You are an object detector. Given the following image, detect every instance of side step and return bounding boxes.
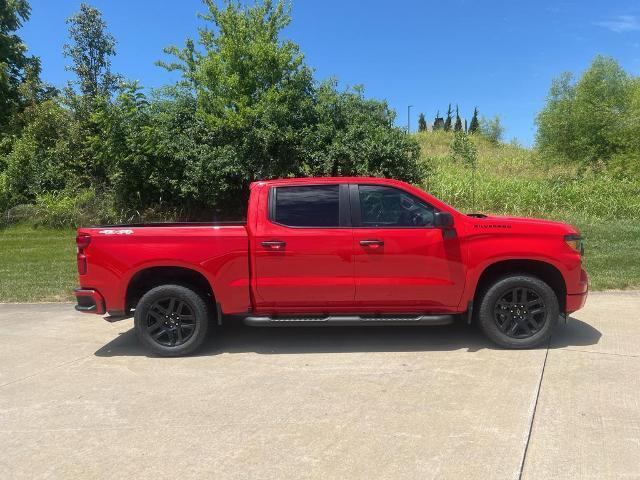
[242,314,454,327]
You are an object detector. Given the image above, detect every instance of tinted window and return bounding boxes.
[274,185,340,227]
[358,185,434,227]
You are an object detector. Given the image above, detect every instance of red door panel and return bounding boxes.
[252,184,354,311]
[253,226,354,308]
[353,228,465,309]
[351,184,466,310]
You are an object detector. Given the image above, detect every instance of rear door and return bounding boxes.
[253,184,354,310]
[351,184,465,309]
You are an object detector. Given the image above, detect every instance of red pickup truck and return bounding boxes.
[75,177,588,356]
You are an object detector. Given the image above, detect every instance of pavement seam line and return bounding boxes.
[517,339,550,480]
[0,354,92,389]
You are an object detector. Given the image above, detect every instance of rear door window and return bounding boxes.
[273,185,340,227]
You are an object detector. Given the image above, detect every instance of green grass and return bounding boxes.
[577,219,640,290]
[0,225,76,302]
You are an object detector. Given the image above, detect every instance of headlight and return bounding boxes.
[564,234,584,255]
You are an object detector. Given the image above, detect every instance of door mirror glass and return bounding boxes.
[434,211,454,228]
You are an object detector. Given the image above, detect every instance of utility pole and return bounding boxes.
[407,105,413,133]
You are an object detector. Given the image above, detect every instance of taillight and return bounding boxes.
[76,233,91,249]
[76,233,91,275]
[77,253,87,275]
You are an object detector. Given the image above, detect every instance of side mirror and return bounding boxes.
[434,211,454,228]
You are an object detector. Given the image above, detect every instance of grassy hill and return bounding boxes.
[414,131,640,290]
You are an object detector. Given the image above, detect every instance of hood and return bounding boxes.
[467,214,579,235]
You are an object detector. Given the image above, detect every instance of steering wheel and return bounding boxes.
[410,212,426,226]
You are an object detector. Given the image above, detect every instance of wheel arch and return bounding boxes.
[125,266,215,313]
[473,259,567,313]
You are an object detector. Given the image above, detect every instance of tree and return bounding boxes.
[468,107,479,133]
[432,110,444,131]
[63,3,119,98]
[443,103,453,131]
[479,115,504,144]
[0,0,41,131]
[157,0,423,214]
[418,112,427,132]
[536,56,630,166]
[454,104,462,132]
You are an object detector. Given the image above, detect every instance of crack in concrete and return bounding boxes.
[556,348,640,359]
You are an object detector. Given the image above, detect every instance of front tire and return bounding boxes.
[134,284,210,356]
[478,274,559,349]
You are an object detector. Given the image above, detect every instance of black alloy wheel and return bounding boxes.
[134,284,211,356]
[493,287,547,339]
[146,297,197,347]
[477,274,559,349]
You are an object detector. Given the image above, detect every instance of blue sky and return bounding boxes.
[20,0,640,145]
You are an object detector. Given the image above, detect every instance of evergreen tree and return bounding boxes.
[469,107,479,133]
[433,110,444,131]
[418,112,427,132]
[443,103,453,131]
[454,104,462,131]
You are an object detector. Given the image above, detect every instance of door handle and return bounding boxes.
[360,239,384,248]
[261,240,286,250]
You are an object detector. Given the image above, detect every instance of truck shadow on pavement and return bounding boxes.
[94,316,601,358]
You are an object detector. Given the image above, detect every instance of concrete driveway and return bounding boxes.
[1,291,639,479]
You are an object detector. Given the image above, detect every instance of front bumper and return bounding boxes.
[74,288,106,315]
[565,267,588,314]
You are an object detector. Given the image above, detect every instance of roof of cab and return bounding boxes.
[250,177,410,188]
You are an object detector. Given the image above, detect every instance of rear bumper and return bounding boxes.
[566,291,587,313]
[74,288,106,315]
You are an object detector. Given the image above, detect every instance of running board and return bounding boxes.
[242,314,454,327]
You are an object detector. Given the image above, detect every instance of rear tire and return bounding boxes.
[478,274,559,349]
[134,284,210,356]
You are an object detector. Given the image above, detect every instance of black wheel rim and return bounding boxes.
[493,287,547,339]
[146,297,197,347]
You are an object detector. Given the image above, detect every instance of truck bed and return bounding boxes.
[77,223,250,315]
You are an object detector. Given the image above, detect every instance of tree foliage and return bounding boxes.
[443,103,452,131]
[468,107,479,133]
[454,105,462,132]
[536,56,634,170]
[63,3,119,98]
[1,0,423,223]
[0,0,41,132]
[479,115,503,144]
[417,112,427,132]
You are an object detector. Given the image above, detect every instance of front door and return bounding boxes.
[253,184,354,311]
[351,184,465,310]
